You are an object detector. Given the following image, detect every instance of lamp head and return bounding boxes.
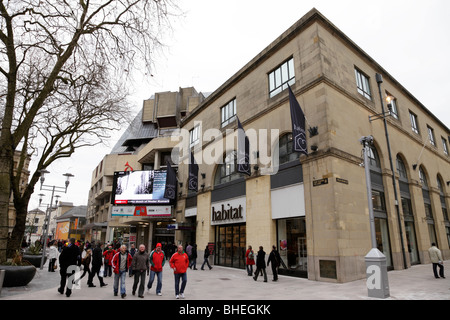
[63,173,74,192]
[39,169,50,188]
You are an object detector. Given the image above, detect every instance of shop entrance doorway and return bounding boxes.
[215,224,246,269]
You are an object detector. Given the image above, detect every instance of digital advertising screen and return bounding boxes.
[111,170,170,205]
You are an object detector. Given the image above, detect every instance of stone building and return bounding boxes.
[172,8,449,283]
[91,8,449,283]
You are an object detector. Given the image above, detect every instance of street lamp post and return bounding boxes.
[374,73,408,270]
[38,170,74,270]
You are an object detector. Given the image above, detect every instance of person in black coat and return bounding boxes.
[253,246,267,282]
[58,238,81,297]
[267,245,281,281]
[88,242,108,288]
[201,245,213,270]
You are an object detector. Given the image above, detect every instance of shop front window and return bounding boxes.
[404,221,420,265]
[375,218,393,268]
[277,217,307,278]
[215,224,246,269]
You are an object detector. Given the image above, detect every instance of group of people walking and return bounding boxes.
[55,238,194,299]
[245,245,281,282]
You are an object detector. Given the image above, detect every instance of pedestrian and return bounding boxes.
[148,243,166,296]
[79,248,92,283]
[131,244,149,298]
[245,245,255,276]
[189,243,198,270]
[88,242,108,288]
[103,245,115,277]
[267,245,281,281]
[186,242,193,265]
[253,246,267,282]
[112,244,133,298]
[170,244,189,299]
[201,245,213,270]
[47,241,59,272]
[58,238,81,297]
[428,243,445,279]
[129,243,136,277]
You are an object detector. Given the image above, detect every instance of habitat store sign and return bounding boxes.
[112,205,171,217]
[211,196,246,226]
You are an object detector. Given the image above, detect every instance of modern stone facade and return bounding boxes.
[90,8,449,283]
[171,8,449,283]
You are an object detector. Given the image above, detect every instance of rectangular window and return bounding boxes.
[372,190,386,211]
[268,57,295,98]
[427,126,436,146]
[355,68,372,100]
[442,137,449,155]
[442,207,449,222]
[401,198,413,216]
[189,125,200,148]
[425,203,433,219]
[220,99,236,127]
[409,111,419,134]
[386,93,399,119]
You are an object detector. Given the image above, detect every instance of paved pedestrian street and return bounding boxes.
[1,261,449,301]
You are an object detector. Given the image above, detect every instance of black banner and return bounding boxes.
[288,85,308,155]
[237,117,251,176]
[188,151,199,191]
[164,161,177,200]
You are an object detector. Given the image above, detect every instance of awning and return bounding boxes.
[82,222,108,230]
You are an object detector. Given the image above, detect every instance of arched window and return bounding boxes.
[396,156,408,181]
[396,155,420,264]
[437,175,449,222]
[419,167,428,189]
[368,147,381,169]
[367,145,392,267]
[214,151,243,186]
[420,166,437,245]
[439,175,450,247]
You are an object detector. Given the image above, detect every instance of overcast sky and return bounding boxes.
[30,0,450,209]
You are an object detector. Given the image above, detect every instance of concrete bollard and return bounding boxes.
[365,248,390,299]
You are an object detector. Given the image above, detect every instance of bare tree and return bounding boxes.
[0,0,181,262]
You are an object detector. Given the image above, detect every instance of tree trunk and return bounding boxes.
[0,143,13,263]
[7,196,29,258]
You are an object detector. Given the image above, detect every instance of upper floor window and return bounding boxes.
[214,151,242,185]
[189,124,200,148]
[442,137,449,155]
[386,93,399,119]
[355,68,372,100]
[409,111,420,134]
[278,133,300,165]
[269,58,295,98]
[221,99,236,127]
[427,126,436,146]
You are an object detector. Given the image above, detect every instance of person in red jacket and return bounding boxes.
[111,245,132,298]
[102,246,116,277]
[169,244,189,299]
[245,245,255,276]
[147,243,166,296]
